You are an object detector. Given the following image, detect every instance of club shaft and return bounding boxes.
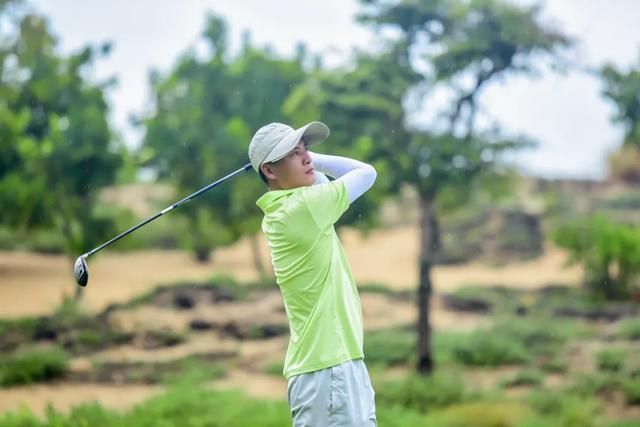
[84,163,253,258]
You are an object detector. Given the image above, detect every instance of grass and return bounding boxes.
[616,317,640,340]
[263,361,284,377]
[540,355,568,373]
[375,371,467,413]
[596,348,626,372]
[0,385,292,427]
[364,328,415,367]
[0,347,69,387]
[0,381,620,427]
[1,278,639,426]
[501,368,545,387]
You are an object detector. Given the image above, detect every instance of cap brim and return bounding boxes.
[263,121,330,164]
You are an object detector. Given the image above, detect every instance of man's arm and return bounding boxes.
[313,170,330,185]
[310,152,377,203]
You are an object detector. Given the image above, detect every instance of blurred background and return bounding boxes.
[1,0,640,426]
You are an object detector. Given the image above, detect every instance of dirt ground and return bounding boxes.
[0,225,580,318]
[0,225,583,417]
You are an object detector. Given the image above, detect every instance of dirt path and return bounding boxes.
[0,226,580,319]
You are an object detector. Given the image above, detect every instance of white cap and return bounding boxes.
[248,121,330,172]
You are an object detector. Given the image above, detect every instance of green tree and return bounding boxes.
[284,45,420,232]
[553,215,640,300]
[601,54,640,147]
[0,4,125,296]
[601,54,640,183]
[357,0,571,374]
[142,14,305,267]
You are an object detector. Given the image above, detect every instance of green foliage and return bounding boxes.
[263,361,284,377]
[0,347,69,386]
[0,6,127,263]
[452,330,530,366]
[142,14,306,263]
[540,356,568,374]
[445,317,588,367]
[525,391,602,427]
[553,215,640,299]
[376,372,466,412]
[620,377,640,405]
[161,357,227,386]
[284,48,416,231]
[568,373,621,397]
[357,282,399,296]
[0,386,290,426]
[424,401,533,427]
[352,0,571,374]
[601,54,640,148]
[596,348,626,372]
[501,368,544,388]
[616,317,640,340]
[364,328,415,367]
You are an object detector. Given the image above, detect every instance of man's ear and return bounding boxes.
[261,163,277,180]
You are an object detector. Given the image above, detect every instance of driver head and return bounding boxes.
[74,256,88,287]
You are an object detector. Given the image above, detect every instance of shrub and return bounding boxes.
[526,391,601,427]
[452,332,530,366]
[376,372,466,413]
[596,348,625,372]
[553,215,640,300]
[0,347,69,386]
[617,317,640,340]
[426,401,532,427]
[620,377,640,405]
[502,368,544,387]
[364,328,415,367]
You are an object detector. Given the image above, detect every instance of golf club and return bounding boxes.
[73,163,253,287]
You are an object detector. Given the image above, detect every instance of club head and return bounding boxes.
[74,256,89,287]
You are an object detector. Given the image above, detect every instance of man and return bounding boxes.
[248,121,378,426]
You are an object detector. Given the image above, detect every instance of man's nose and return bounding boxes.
[302,151,312,164]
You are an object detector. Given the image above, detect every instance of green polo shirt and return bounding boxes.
[256,180,364,378]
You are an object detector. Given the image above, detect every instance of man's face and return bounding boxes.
[261,141,315,190]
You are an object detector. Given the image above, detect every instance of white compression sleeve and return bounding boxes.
[313,170,330,185]
[310,152,377,204]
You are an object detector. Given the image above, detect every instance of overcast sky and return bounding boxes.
[29,0,640,179]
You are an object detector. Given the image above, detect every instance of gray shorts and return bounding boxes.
[287,359,377,427]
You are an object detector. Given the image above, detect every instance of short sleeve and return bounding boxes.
[301,180,349,229]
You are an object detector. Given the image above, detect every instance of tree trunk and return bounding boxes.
[195,246,212,263]
[249,233,268,279]
[417,192,438,375]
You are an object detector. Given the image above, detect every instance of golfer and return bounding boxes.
[249,121,378,426]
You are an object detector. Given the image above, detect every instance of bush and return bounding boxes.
[425,401,532,427]
[364,328,415,367]
[376,372,466,413]
[263,361,284,377]
[27,228,67,254]
[526,391,601,427]
[452,331,530,367]
[617,317,640,340]
[502,368,544,388]
[553,215,640,300]
[596,348,625,372]
[540,356,568,373]
[0,386,290,426]
[569,373,620,397]
[620,377,640,405]
[358,282,398,296]
[0,347,69,386]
